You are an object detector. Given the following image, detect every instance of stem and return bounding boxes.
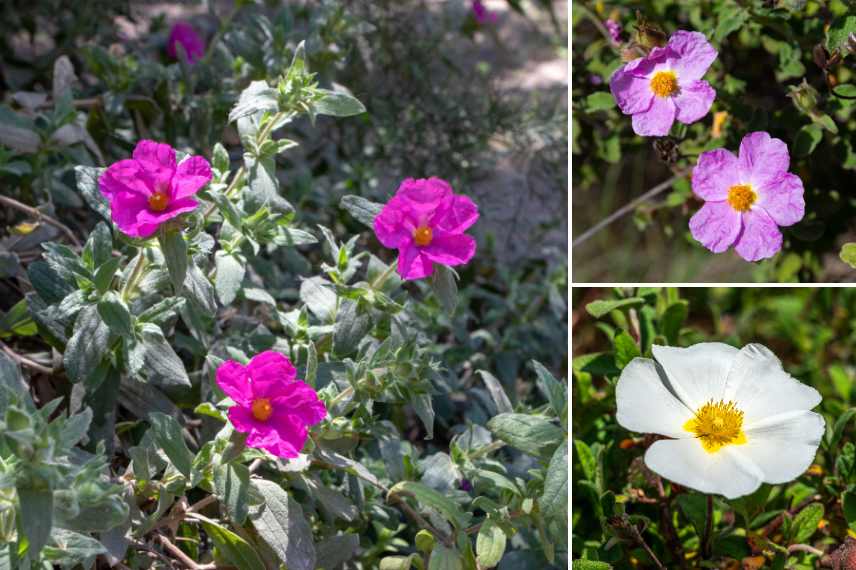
[158,535,216,570]
[121,252,148,302]
[0,194,81,247]
[576,2,621,54]
[371,259,398,290]
[627,523,666,570]
[0,341,53,374]
[702,495,713,559]
[328,385,355,412]
[788,544,825,557]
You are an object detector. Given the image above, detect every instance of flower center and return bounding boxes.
[413,225,433,247]
[683,399,747,453]
[251,398,274,422]
[148,192,170,212]
[650,71,679,98]
[727,184,756,212]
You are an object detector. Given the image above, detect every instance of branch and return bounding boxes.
[158,535,216,570]
[0,194,81,247]
[0,341,53,375]
[788,543,825,557]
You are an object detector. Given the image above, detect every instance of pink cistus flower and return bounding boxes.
[610,30,717,136]
[472,0,497,24]
[166,22,205,64]
[216,351,327,459]
[605,19,622,44]
[689,131,805,262]
[374,178,479,280]
[99,140,212,238]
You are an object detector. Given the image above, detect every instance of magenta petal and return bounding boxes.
[667,31,717,81]
[133,140,176,171]
[738,132,790,189]
[167,22,206,64]
[689,201,741,253]
[216,361,251,406]
[610,67,655,115]
[247,351,297,398]
[422,233,477,266]
[228,405,262,434]
[674,80,715,124]
[433,194,479,233]
[734,209,782,261]
[756,173,805,227]
[135,198,198,225]
[398,244,434,280]
[266,414,309,458]
[272,381,327,426]
[100,159,154,198]
[109,191,152,238]
[631,96,676,136]
[173,155,213,199]
[397,178,452,214]
[692,148,740,201]
[374,198,415,248]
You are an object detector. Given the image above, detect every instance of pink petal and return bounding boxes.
[674,80,715,124]
[172,155,212,199]
[756,172,805,227]
[610,67,655,115]
[734,209,783,262]
[631,96,676,136]
[266,414,309,458]
[738,132,790,189]
[228,405,264,435]
[247,351,297,399]
[398,243,434,280]
[432,194,479,233]
[100,159,154,198]
[108,191,152,238]
[167,22,206,64]
[396,178,452,215]
[667,31,717,81]
[374,197,416,248]
[692,148,740,201]
[421,233,477,266]
[135,197,198,225]
[133,140,176,171]
[216,361,251,406]
[689,201,741,253]
[271,381,327,426]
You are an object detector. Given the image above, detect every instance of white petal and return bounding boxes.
[644,439,763,499]
[651,343,739,409]
[616,357,694,438]
[742,410,825,483]
[723,344,821,423]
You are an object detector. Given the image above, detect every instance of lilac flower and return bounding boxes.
[166,22,205,64]
[472,0,498,24]
[605,19,622,44]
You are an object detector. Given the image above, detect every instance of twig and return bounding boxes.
[572,170,690,248]
[655,477,686,568]
[158,535,216,570]
[788,543,825,557]
[760,494,821,538]
[387,492,454,548]
[702,495,713,559]
[0,194,81,247]
[0,341,53,374]
[576,2,621,53]
[627,521,667,570]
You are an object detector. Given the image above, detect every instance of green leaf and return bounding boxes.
[340,195,383,228]
[661,300,688,345]
[202,521,266,570]
[380,556,415,570]
[64,304,111,384]
[532,361,566,418]
[212,142,230,172]
[428,545,463,570]
[487,413,564,459]
[138,323,190,387]
[250,479,316,570]
[148,412,194,478]
[827,15,856,52]
[333,300,371,356]
[828,407,856,449]
[573,439,596,481]
[677,493,708,538]
[88,222,114,267]
[159,227,188,294]
[541,441,568,519]
[841,243,856,268]
[97,291,132,337]
[572,561,612,570]
[843,489,856,528]
[314,88,366,117]
[476,520,506,568]
[431,264,458,314]
[411,393,435,440]
[299,277,337,322]
[790,502,823,543]
[215,250,246,306]
[229,80,279,123]
[585,92,615,112]
[388,481,471,529]
[585,297,645,318]
[714,6,750,42]
[92,256,122,294]
[215,463,250,524]
[17,487,53,557]
[478,370,513,414]
[137,297,186,326]
[613,330,640,369]
[793,124,823,157]
[74,165,110,220]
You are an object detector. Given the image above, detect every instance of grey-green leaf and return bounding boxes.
[64,304,111,384]
[250,479,316,570]
[314,88,366,117]
[214,463,250,524]
[97,291,132,337]
[215,250,245,305]
[487,413,564,459]
[540,441,568,519]
[339,195,383,228]
[159,228,188,294]
[476,520,506,568]
[148,411,194,478]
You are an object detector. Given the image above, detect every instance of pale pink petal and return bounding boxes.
[610,68,654,115]
[756,173,804,227]
[432,194,479,233]
[421,233,477,266]
[734,209,783,262]
[673,80,715,124]
[172,155,212,199]
[216,361,251,406]
[666,31,717,81]
[738,132,790,189]
[692,148,740,201]
[398,244,434,280]
[689,201,741,253]
[247,351,297,399]
[631,96,676,137]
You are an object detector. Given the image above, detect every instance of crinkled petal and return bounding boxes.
[689,201,742,254]
[100,159,154,198]
[267,413,309,458]
[742,410,824,483]
[432,194,479,233]
[421,233,476,267]
[738,132,790,189]
[216,360,251,406]
[396,177,452,215]
[108,191,152,238]
[610,67,655,115]
[228,405,263,435]
[172,155,212,199]
[398,242,434,280]
[631,96,676,137]
[374,197,415,248]
[271,381,327,426]
[135,198,198,225]
[644,438,763,499]
[723,344,821,425]
[692,148,740,201]
[756,172,804,227]
[733,209,782,262]
[652,343,740,410]
[132,140,176,189]
[247,351,297,399]
[666,31,717,81]
[674,80,715,124]
[615,357,694,438]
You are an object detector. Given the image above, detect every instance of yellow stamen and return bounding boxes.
[727,184,757,212]
[251,398,273,422]
[684,399,747,453]
[413,225,433,247]
[650,71,679,98]
[148,192,170,212]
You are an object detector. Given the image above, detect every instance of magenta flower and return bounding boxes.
[166,22,205,64]
[605,19,622,44]
[472,0,498,24]
[374,178,479,280]
[610,31,717,136]
[99,140,212,238]
[689,132,805,262]
[216,351,327,459]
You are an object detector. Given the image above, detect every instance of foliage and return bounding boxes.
[572,287,856,568]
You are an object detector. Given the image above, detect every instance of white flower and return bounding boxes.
[616,342,825,499]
